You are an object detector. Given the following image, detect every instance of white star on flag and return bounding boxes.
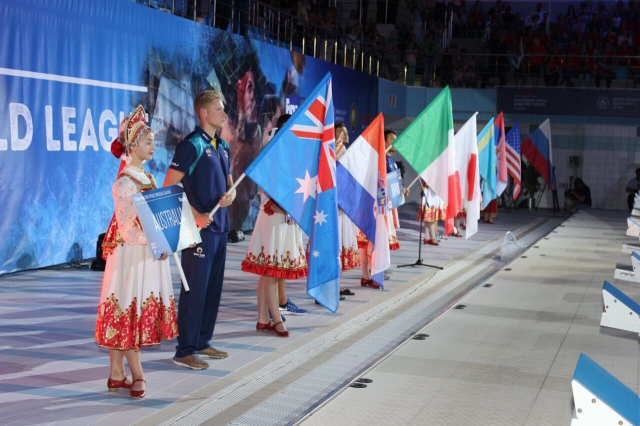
[314,210,327,225]
[295,170,317,203]
[313,250,320,258]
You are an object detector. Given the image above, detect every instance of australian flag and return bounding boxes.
[244,73,341,312]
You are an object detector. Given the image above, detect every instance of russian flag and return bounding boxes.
[521,119,554,186]
[336,113,390,288]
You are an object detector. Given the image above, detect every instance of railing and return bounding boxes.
[129,1,640,89]
[437,53,640,89]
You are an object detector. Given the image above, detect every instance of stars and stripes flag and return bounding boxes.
[244,73,341,312]
[505,123,522,199]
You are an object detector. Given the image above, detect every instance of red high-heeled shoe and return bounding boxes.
[273,321,289,338]
[256,321,274,332]
[360,278,381,289]
[130,379,146,399]
[107,377,131,392]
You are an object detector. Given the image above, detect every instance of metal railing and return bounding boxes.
[435,53,640,89]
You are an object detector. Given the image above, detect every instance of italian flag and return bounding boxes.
[392,87,462,235]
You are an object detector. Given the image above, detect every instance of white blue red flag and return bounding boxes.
[505,123,522,199]
[244,73,341,312]
[521,119,554,187]
[336,113,390,288]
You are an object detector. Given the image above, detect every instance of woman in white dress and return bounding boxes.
[335,123,359,295]
[416,179,447,246]
[241,117,307,337]
[95,106,178,399]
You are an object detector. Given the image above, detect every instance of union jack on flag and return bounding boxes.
[505,123,522,199]
[244,73,341,312]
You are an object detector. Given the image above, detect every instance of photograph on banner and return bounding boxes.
[0,0,377,274]
[387,169,405,209]
[131,185,201,260]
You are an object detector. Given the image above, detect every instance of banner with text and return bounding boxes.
[132,185,201,260]
[0,0,378,274]
[497,87,640,118]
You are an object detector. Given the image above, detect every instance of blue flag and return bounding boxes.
[477,118,496,209]
[244,73,341,312]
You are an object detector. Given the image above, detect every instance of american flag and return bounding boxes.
[505,123,522,199]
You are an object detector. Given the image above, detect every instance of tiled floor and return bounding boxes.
[0,205,564,425]
[302,209,635,426]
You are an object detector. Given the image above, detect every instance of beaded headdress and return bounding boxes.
[110,105,151,159]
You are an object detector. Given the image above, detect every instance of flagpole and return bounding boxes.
[405,175,421,191]
[397,190,444,270]
[172,253,190,291]
[207,173,246,220]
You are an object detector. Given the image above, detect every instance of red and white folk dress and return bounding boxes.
[241,191,308,279]
[95,167,178,351]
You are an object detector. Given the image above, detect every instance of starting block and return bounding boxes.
[614,252,640,283]
[633,209,640,217]
[622,243,640,254]
[600,281,640,334]
[627,217,640,237]
[572,353,639,426]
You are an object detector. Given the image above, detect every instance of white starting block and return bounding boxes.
[633,209,640,217]
[600,281,640,334]
[614,252,640,283]
[627,217,640,237]
[572,353,639,426]
[622,243,640,254]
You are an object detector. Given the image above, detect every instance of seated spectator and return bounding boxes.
[626,168,640,210]
[565,178,592,212]
[463,65,478,87]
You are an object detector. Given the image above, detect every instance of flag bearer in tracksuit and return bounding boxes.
[164,90,236,370]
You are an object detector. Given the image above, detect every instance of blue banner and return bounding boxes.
[0,0,378,274]
[132,185,201,260]
[387,170,404,209]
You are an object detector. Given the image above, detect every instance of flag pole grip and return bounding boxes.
[173,252,190,292]
[208,173,246,220]
[406,175,421,191]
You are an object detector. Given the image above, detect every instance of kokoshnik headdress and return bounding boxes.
[110,105,151,159]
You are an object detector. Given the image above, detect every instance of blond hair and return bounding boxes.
[194,90,223,116]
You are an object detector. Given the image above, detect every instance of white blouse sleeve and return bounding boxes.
[113,177,147,245]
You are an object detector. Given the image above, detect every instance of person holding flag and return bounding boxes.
[164,90,236,370]
[336,113,391,290]
[356,129,407,287]
[417,179,447,245]
[241,115,308,337]
[453,113,480,239]
[243,73,342,313]
[335,122,360,276]
[477,118,497,224]
[391,87,462,238]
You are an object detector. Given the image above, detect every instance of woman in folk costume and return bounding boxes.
[95,105,178,399]
[336,124,360,272]
[357,130,407,288]
[240,115,307,337]
[416,179,447,246]
[482,199,497,224]
[452,211,466,237]
[335,123,358,296]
